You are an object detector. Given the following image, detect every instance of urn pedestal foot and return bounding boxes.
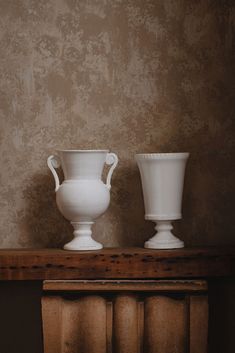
[144,221,184,249]
[63,222,103,251]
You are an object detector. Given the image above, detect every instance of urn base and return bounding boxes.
[144,220,184,249]
[63,221,103,251]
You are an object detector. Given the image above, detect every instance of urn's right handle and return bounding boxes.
[47,155,61,192]
[106,153,118,190]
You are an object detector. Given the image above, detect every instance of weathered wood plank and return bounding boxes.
[41,280,209,353]
[42,296,62,353]
[42,295,107,353]
[106,301,113,353]
[113,295,139,353]
[0,247,234,280]
[43,279,208,292]
[189,295,208,353]
[67,296,107,353]
[144,295,188,353]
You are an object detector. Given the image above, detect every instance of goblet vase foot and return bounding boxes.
[144,220,184,249]
[63,221,103,251]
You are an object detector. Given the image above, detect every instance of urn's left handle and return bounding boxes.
[47,155,61,192]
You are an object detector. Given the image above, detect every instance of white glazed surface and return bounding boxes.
[58,149,109,180]
[47,150,118,250]
[136,152,189,249]
[56,180,110,221]
[136,153,189,220]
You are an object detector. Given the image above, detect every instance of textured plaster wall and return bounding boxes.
[0,0,234,248]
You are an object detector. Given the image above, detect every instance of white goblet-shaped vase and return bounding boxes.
[136,153,189,249]
[47,150,118,251]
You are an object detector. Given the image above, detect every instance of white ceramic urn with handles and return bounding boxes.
[136,152,189,249]
[47,150,118,251]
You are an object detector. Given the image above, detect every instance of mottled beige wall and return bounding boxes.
[0,0,234,248]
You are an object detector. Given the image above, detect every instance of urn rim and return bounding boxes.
[56,149,109,153]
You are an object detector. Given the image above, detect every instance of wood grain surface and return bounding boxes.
[0,247,235,280]
[189,295,208,353]
[113,295,139,353]
[43,279,208,292]
[42,295,107,353]
[144,295,188,353]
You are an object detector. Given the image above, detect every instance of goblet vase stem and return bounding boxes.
[63,221,103,251]
[144,220,184,249]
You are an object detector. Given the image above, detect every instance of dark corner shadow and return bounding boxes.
[208,278,235,353]
[22,170,72,248]
[0,281,43,353]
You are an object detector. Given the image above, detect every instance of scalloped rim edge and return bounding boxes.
[135,152,189,160]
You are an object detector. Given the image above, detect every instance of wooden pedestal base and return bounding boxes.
[42,280,208,353]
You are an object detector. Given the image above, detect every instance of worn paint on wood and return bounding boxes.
[0,247,234,280]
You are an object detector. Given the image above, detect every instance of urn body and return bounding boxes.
[48,150,118,250]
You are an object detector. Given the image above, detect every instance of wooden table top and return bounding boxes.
[0,247,234,280]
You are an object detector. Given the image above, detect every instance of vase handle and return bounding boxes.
[47,155,61,192]
[106,153,118,190]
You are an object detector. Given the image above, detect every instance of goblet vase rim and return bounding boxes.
[135,152,189,160]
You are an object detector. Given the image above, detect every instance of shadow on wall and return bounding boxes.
[20,145,235,249]
[21,159,154,249]
[22,171,72,248]
[19,153,199,249]
[105,162,154,247]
